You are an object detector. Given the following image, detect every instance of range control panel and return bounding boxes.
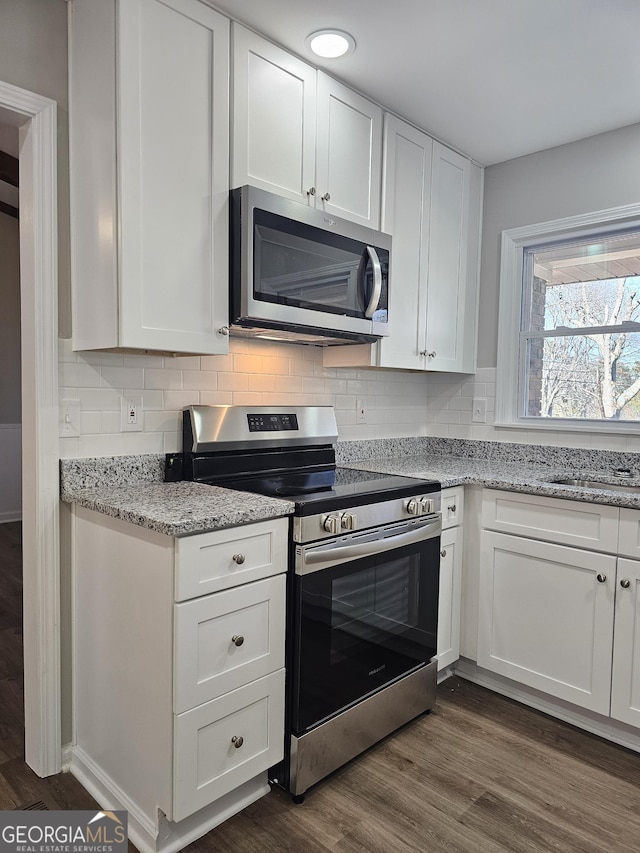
[247,413,299,432]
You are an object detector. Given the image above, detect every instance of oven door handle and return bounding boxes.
[299,518,441,575]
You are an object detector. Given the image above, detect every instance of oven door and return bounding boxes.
[290,516,440,735]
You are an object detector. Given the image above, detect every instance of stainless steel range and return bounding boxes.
[172,405,441,801]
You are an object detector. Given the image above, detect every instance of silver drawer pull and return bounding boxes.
[231,735,244,749]
[232,553,245,565]
[231,635,244,647]
[596,573,607,583]
[440,549,447,558]
[448,504,457,513]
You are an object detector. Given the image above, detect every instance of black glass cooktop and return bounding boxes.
[224,466,440,516]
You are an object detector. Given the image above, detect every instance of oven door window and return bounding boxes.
[291,536,439,735]
[253,209,388,319]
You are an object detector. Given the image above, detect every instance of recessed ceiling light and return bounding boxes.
[305,30,356,59]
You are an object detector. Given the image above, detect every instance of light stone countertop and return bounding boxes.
[60,439,640,537]
[64,481,294,537]
[343,455,640,510]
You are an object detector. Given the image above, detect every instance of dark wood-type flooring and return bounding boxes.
[1,520,639,851]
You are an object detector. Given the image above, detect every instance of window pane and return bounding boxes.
[525,333,640,420]
[523,230,640,332]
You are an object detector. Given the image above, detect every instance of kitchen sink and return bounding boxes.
[550,477,640,493]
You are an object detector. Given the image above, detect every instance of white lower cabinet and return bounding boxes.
[173,670,285,822]
[72,508,288,852]
[611,557,640,728]
[437,487,464,671]
[478,489,640,731]
[478,530,615,714]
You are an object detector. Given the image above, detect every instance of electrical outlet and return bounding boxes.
[60,400,80,437]
[121,396,143,432]
[472,397,487,423]
[356,399,367,424]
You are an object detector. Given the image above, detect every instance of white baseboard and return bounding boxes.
[0,512,21,523]
[69,745,270,853]
[454,658,640,754]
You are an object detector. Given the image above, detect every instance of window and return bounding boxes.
[496,204,640,432]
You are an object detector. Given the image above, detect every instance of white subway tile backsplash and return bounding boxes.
[144,368,183,390]
[59,362,102,388]
[144,411,181,432]
[248,373,277,392]
[101,367,145,389]
[199,390,233,405]
[182,370,218,391]
[218,372,248,392]
[163,390,199,410]
[77,388,122,411]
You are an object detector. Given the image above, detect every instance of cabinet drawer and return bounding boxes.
[482,489,619,552]
[441,487,464,529]
[174,575,286,713]
[173,669,285,822]
[175,517,288,601]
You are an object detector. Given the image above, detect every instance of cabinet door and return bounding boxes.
[478,531,615,714]
[231,24,317,202]
[437,525,462,671]
[424,142,471,372]
[316,72,382,228]
[377,115,431,370]
[118,0,229,353]
[611,558,640,728]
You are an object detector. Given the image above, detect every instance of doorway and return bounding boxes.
[0,80,61,778]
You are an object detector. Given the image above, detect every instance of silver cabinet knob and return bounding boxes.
[596,573,607,583]
[620,578,631,589]
[218,325,230,336]
[231,635,244,647]
[440,549,447,558]
[427,351,436,358]
[231,735,244,749]
[307,186,316,196]
[419,350,427,357]
[448,504,457,513]
[232,553,245,565]
[321,192,331,201]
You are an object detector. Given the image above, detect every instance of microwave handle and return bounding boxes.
[364,246,382,319]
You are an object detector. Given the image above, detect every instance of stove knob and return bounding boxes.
[321,514,341,534]
[420,497,434,514]
[406,499,421,516]
[341,512,357,530]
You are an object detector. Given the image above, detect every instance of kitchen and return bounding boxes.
[2,0,640,851]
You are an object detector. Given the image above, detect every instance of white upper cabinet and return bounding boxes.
[324,117,483,373]
[231,24,317,202]
[69,0,230,354]
[378,115,433,370]
[425,142,481,373]
[231,25,382,228]
[315,73,382,227]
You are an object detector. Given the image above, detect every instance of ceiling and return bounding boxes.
[211,0,640,166]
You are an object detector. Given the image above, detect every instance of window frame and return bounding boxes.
[496,202,640,433]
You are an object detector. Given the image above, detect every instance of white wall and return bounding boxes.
[477,122,640,368]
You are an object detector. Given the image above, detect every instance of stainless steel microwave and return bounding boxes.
[229,186,391,345]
